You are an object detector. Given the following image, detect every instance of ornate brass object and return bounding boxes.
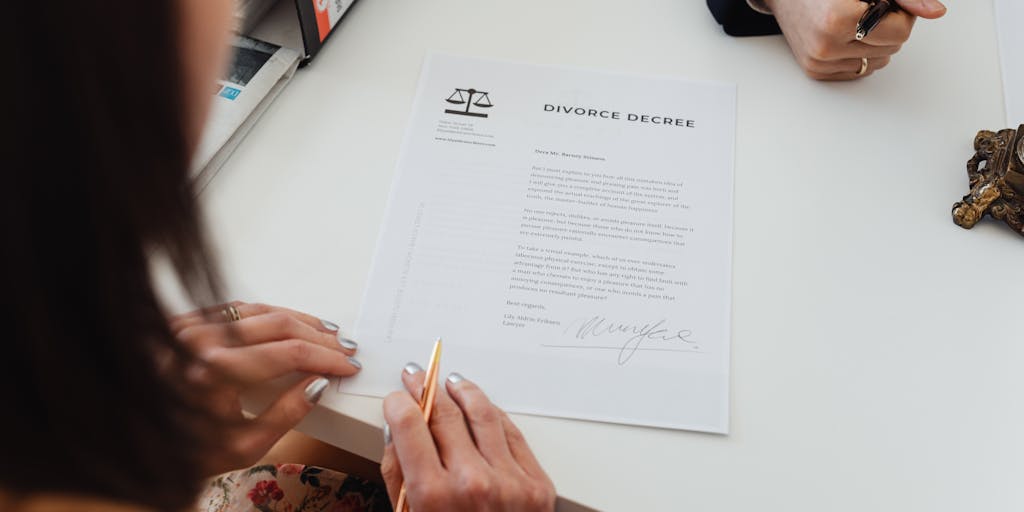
[952,125,1024,236]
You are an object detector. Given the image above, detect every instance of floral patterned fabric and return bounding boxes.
[197,464,391,512]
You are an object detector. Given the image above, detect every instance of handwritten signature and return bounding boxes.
[563,316,696,365]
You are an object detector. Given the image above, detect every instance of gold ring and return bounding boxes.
[856,57,869,76]
[222,305,242,322]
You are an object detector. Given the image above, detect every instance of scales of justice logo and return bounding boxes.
[444,88,493,118]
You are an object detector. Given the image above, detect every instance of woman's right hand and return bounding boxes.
[381,366,556,511]
[766,0,946,80]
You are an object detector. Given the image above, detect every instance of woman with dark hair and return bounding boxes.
[1,1,555,511]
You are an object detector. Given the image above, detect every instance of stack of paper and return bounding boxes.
[191,36,300,190]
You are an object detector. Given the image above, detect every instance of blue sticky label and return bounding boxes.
[218,87,242,100]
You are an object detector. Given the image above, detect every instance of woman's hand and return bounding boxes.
[766,0,946,80]
[381,366,556,511]
[169,301,361,476]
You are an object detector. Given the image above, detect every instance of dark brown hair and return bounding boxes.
[3,2,222,510]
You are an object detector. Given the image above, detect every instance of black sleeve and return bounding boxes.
[706,0,781,37]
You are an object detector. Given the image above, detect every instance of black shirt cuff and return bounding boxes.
[706,0,782,37]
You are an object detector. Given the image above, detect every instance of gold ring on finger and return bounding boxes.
[222,304,242,322]
[856,57,869,76]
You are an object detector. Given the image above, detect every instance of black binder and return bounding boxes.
[293,0,360,64]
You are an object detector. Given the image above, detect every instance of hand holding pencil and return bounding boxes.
[380,340,556,511]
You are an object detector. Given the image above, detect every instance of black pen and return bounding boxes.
[856,0,901,41]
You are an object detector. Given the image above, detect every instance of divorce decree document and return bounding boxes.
[344,54,736,433]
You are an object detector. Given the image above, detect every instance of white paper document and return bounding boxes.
[345,54,736,433]
[996,0,1023,125]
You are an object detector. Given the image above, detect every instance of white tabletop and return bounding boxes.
[201,1,1023,510]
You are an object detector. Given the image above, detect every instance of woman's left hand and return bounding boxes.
[169,301,362,476]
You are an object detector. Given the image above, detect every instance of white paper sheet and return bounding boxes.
[996,0,1023,125]
[343,54,736,433]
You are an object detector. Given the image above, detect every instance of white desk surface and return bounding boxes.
[201,1,1023,510]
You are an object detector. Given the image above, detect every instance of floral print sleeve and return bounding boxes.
[197,464,391,512]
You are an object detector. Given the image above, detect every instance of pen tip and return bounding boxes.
[855,31,866,41]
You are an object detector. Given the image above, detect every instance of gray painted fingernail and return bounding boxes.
[447,372,465,385]
[403,362,424,375]
[383,423,392,445]
[320,319,340,332]
[348,357,362,370]
[337,333,358,350]
[304,377,330,404]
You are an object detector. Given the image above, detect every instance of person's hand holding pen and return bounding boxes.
[764,0,947,80]
[381,364,556,511]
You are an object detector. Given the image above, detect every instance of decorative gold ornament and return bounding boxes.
[952,125,1024,236]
